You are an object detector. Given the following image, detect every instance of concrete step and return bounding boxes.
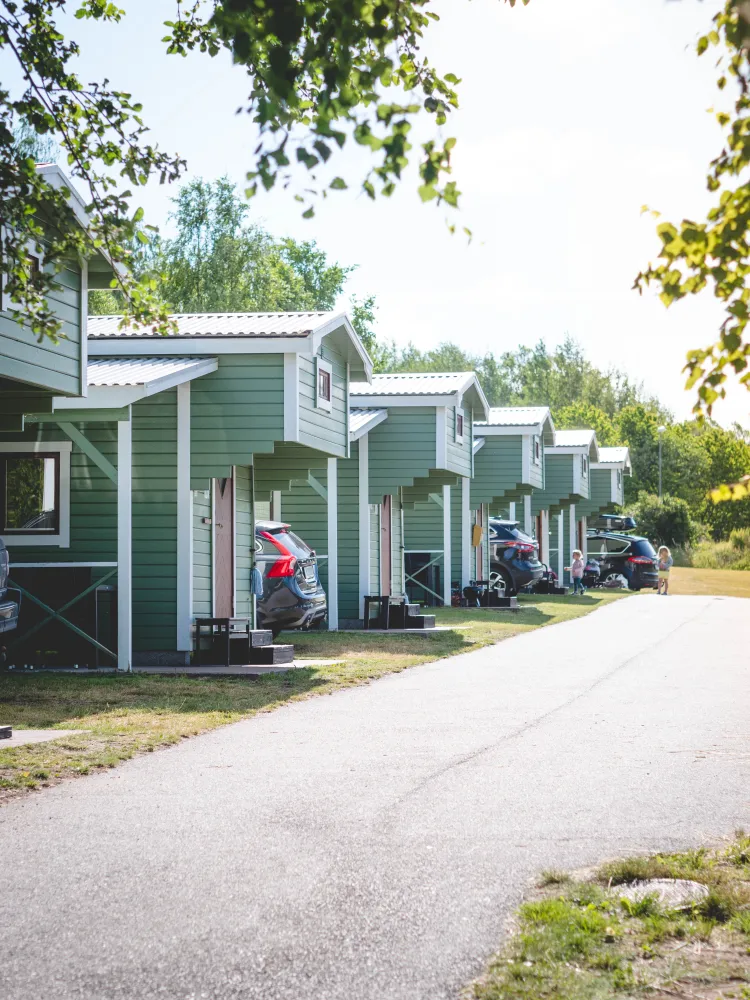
[247,644,295,666]
[407,615,436,629]
[246,630,273,648]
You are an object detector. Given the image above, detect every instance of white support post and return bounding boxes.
[540,510,550,566]
[271,491,282,521]
[581,515,588,561]
[327,457,339,630]
[461,476,471,589]
[176,384,192,653]
[443,484,452,606]
[568,503,577,584]
[508,501,516,522]
[358,435,370,618]
[557,512,564,583]
[117,417,132,671]
[524,493,532,536]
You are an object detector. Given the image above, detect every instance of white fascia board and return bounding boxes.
[310,312,373,381]
[521,434,531,484]
[435,406,448,468]
[88,336,312,356]
[472,436,486,455]
[348,393,460,409]
[459,374,490,421]
[53,358,218,410]
[349,409,388,442]
[547,446,589,456]
[474,423,542,437]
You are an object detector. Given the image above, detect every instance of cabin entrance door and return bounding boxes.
[380,494,392,596]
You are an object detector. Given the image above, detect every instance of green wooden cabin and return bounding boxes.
[472,407,555,568]
[575,446,631,526]
[0,165,117,431]
[1,311,370,669]
[346,373,489,608]
[531,429,599,584]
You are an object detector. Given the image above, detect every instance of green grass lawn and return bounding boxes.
[667,567,750,599]
[470,834,750,1000]
[0,592,626,802]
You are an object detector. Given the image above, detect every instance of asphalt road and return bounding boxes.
[1,595,748,1000]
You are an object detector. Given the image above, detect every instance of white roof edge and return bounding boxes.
[349,408,388,442]
[53,357,218,410]
[311,311,373,382]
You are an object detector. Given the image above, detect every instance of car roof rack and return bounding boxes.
[588,513,637,533]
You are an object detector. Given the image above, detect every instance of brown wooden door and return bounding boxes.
[213,477,234,618]
[380,495,392,596]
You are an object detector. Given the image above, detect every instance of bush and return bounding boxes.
[626,492,697,548]
[685,528,750,571]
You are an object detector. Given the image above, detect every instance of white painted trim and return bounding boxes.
[271,490,282,521]
[0,440,72,548]
[358,435,370,616]
[461,477,471,589]
[53,358,218,409]
[117,418,132,672]
[581,516,588,561]
[549,442,599,460]
[455,406,465,445]
[568,504,577,584]
[442,484,451,606]
[540,510,550,566]
[521,433,531,485]
[10,561,117,568]
[314,355,333,412]
[474,423,545,437]
[508,501,516,522]
[89,335,340,358]
[80,259,88,398]
[400,489,406,595]
[435,406,447,469]
[283,353,300,441]
[349,408,388,442]
[557,513,564,582]
[327,458,338,629]
[472,436,485,455]
[210,482,216,617]
[572,457,582,497]
[532,434,542,466]
[231,468,237,618]
[350,393,462,409]
[524,494,532,536]
[176,383,192,651]
[307,311,373,379]
[345,363,351,458]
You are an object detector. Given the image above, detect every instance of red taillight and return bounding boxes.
[628,556,654,565]
[259,530,297,578]
[508,541,536,554]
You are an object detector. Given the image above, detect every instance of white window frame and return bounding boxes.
[1,233,45,313]
[455,407,465,444]
[315,356,333,413]
[582,454,588,476]
[533,434,541,465]
[0,441,71,547]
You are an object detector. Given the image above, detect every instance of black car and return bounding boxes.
[586,532,659,591]
[488,519,544,596]
[255,521,327,635]
[0,539,20,642]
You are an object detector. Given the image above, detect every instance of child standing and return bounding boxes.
[566,549,586,595]
[657,545,673,595]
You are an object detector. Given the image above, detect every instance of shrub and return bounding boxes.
[685,528,750,571]
[626,493,697,548]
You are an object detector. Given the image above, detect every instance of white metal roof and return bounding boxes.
[349,408,388,441]
[596,446,629,464]
[478,406,550,427]
[88,312,333,338]
[549,427,599,461]
[351,372,474,396]
[87,357,212,386]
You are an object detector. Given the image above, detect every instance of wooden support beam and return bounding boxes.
[57,421,118,484]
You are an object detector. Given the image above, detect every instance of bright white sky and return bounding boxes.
[9,0,750,425]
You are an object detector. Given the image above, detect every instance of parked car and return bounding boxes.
[586,531,659,591]
[0,539,20,638]
[488,518,545,595]
[254,521,327,636]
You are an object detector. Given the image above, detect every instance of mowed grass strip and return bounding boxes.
[668,567,750,599]
[0,592,626,801]
[469,834,750,1000]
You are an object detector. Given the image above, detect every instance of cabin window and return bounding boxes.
[533,435,541,464]
[315,357,333,412]
[617,468,622,488]
[0,442,71,547]
[581,455,588,476]
[455,408,465,444]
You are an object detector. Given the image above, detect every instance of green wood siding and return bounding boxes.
[471,435,523,508]
[298,347,348,458]
[446,407,473,478]
[531,454,577,517]
[235,466,253,620]
[337,444,360,620]
[368,408,436,501]
[450,484,463,584]
[576,468,613,519]
[281,472,329,591]
[190,354,284,490]
[0,421,117,564]
[192,489,212,618]
[132,390,177,651]
[0,264,83,397]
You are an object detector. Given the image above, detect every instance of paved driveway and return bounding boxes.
[1,595,748,1000]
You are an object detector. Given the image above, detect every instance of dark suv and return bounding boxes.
[488,519,544,595]
[255,521,327,635]
[586,532,659,591]
[0,540,20,638]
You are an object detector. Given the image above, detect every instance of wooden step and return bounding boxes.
[247,644,295,666]
[246,630,273,648]
[406,615,436,629]
[404,604,421,617]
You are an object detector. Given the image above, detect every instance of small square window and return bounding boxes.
[1,454,60,534]
[315,357,333,412]
[533,436,541,464]
[582,455,588,475]
[455,408,464,444]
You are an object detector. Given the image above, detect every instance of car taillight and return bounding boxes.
[259,530,298,578]
[508,541,536,554]
[628,556,654,565]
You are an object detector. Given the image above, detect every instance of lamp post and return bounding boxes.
[657,425,666,499]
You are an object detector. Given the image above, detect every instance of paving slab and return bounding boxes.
[0,596,748,1000]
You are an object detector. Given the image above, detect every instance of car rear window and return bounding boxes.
[491,525,535,544]
[630,538,657,559]
[258,528,313,559]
